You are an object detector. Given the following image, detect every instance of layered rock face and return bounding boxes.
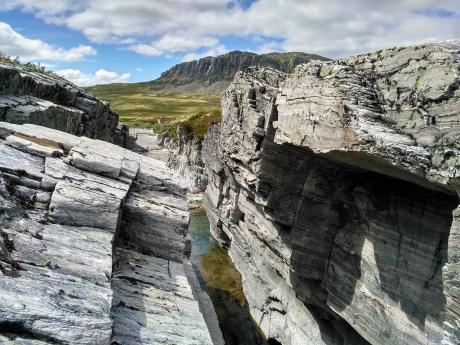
[203,41,460,345]
[0,62,119,141]
[167,130,208,192]
[0,123,213,344]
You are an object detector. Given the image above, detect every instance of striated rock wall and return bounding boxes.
[166,130,209,193]
[0,122,214,344]
[0,62,119,141]
[203,41,460,345]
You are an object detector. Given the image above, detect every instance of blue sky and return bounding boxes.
[0,0,459,86]
[0,9,187,82]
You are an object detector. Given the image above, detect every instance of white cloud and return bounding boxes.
[129,35,220,56]
[0,0,75,16]
[0,21,96,61]
[257,41,283,54]
[155,35,219,53]
[129,44,162,56]
[56,68,130,87]
[181,45,228,62]
[135,67,143,72]
[2,0,460,58]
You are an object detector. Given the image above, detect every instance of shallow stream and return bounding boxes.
[188,208,268,345]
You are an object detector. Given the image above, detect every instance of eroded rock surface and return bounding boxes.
[0,123,213,344]
[167,133,208,193]
[203,41,460,345]
[0,63,118,141]
[111,248,214,345]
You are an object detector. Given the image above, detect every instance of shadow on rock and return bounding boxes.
[287,158,458,344]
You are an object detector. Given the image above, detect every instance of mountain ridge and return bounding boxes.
[149,50,330,93]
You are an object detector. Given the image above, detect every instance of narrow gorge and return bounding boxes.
[1,39,460,345]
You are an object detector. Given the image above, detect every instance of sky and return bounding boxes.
[0,0,459,86]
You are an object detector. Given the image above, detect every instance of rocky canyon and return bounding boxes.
[0,39,460,345]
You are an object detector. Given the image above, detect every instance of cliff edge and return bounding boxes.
[150,51,330,93]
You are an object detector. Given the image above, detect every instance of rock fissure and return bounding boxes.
[0,321,66,344]
[2,40,460,345]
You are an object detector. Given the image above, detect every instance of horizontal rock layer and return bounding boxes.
[0,123,213,344]
[0,62,119,141]
[203,41,460,345]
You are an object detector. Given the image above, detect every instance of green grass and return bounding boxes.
[85,82,221,135]
[164,109,221,139]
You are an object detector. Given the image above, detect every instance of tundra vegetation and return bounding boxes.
[86,82,221,138]
[0,52,54,75]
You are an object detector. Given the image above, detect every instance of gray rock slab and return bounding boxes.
[110,248,213,345]
[0,122,214,344]
[0,62,118,141]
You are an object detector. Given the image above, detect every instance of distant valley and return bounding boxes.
[86,50,329,133]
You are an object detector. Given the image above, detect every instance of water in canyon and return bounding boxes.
[188,206,268,345]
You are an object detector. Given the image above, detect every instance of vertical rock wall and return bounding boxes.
[166,132,208,193]
[203,41,460,345]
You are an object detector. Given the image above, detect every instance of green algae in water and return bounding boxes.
[188,210,267,345]
[199,243,246,306]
